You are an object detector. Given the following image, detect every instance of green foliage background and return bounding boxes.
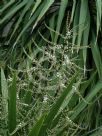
[0,0,102,136]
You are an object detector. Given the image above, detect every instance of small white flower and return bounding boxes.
[18,123,22,127]
[62,62,66,66]
[8,77,13,82]
[56,44,63,49]
[64,55,70,64]
[66,31,71,39]
[43,95,48,102]
[17,93,19,100]
[51,55,56,60]
[72,85,77,91]
[33,67,36,71]
[60,83,66,88]
[56,72,62,78]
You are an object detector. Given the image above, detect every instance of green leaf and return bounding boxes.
[91,31,102,80]
[0,1,28,24]
[90,129,102,136]
[70,0,76,23]
[82,8,90,75]
[8,73,17,135]
[31,0,41,17]
[28,114,46,136]
[38,72,78,135]
[70,80,102,120]
[0,0,15,14]
[13,0,54,47]
[77,0,88,51]
[49,14,56,42]
[1,68,8,116]
[9,0,34,41]
[54,0,69,43]
[96,0,102,35]
[72,1,80,46]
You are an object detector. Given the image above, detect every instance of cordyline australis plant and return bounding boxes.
[0,0,102,136]
[0,13,81,136]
